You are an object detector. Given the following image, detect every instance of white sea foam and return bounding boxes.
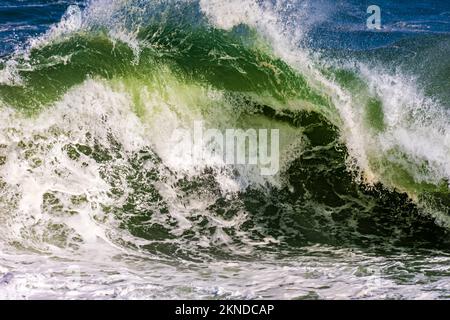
[358,65,450,186]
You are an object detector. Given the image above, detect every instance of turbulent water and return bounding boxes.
[0,0,450,299]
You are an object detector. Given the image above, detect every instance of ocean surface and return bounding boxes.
[0,0,450,299]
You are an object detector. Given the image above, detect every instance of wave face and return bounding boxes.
[0,0,450,299]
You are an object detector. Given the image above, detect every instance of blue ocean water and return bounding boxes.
[0,1,84,56]
[1,0,449,57]
[308,0,450,49]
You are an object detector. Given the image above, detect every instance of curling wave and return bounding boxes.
[0,0,450,299]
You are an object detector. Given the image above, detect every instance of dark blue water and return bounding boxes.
[1,0,449,58]
[0,0,84,56]
[307,0,450,50]
[1,0,450,57]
